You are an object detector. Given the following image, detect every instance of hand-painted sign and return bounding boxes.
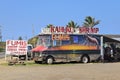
[52,34,70,40]
[41,26,99,34]
[6,40,27,55]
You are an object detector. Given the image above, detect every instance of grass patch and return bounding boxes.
[0,60,82,66]
[0,60,51,66]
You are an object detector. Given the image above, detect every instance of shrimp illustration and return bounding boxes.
[84,35,99,49]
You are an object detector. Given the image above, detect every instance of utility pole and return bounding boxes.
[32,24,35,37]
[0,25,2,42]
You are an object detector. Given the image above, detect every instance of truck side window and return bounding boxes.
[37,36,51,47]
[71,36,79,44]
[53,40,61,46]
[62,40,70,45]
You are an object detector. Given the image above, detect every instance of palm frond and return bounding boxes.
[83,16,100,27]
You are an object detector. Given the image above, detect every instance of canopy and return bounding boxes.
[103,36,120,43]
[32,46,47,52]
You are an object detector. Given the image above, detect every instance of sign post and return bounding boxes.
[100,36,104,62]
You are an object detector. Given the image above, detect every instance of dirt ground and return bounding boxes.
[0,59,120,80]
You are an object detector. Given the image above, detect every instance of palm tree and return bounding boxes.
[46,24,53,28]
[83,16,100,27]
[28,36,38,47]
[66,20,79,28]
[18,36,23,40]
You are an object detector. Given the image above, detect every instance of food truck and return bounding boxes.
[32,26,120,64]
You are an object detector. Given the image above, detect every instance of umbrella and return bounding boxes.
[32,45,47,52]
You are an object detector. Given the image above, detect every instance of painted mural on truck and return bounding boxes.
[36,34,100,51]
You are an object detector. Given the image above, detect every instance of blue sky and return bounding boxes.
[0,0,120,41]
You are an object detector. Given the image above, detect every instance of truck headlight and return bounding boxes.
[39,53,42,57]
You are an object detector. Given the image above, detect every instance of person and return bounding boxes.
[104,45,114,62]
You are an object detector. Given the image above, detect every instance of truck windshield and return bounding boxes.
[37,35,51,47]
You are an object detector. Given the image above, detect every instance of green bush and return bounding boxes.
[0,42,6,52]
[0,48,5,52]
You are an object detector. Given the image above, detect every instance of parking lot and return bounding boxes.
[0,60,120,80]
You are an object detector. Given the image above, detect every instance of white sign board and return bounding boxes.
[6,40,27,55]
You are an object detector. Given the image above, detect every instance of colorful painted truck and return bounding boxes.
[32,27,120,64]
[32,33,120,64]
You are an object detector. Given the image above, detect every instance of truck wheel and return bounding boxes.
[81,55,89,63]
[46,57,54,64]
[34,61,40,64]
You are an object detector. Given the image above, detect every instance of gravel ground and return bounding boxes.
[0,60,120,80]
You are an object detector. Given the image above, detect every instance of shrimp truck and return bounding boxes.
[32,26,120,64]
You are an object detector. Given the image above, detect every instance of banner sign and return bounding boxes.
[6,40,27,55]
[41,26,99,34]
[52,34,70,40]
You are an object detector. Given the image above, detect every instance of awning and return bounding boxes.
[32,46,47,52]
[103,36,120,43]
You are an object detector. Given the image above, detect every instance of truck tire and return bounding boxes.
[81,55,90,63]
[46,57,54,64]
[34,61,41,64]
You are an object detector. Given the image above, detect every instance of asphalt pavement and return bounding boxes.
[0,52,5,59]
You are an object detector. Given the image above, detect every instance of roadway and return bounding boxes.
[0,52,5,59]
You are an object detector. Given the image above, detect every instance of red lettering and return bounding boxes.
[56,26,61,32]
[50,26,55,32]
[49,26,99,34]
[79,27,86,33]
[7,40,10,45]
[61,27,64,32]
[79,27,99,33]
[66,27,71,33]
[52,34,70,40]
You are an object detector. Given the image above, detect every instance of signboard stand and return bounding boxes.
[5,53,7,61]
[100,36,104,62]
[5,40,27,64]
[26,54,28,61]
